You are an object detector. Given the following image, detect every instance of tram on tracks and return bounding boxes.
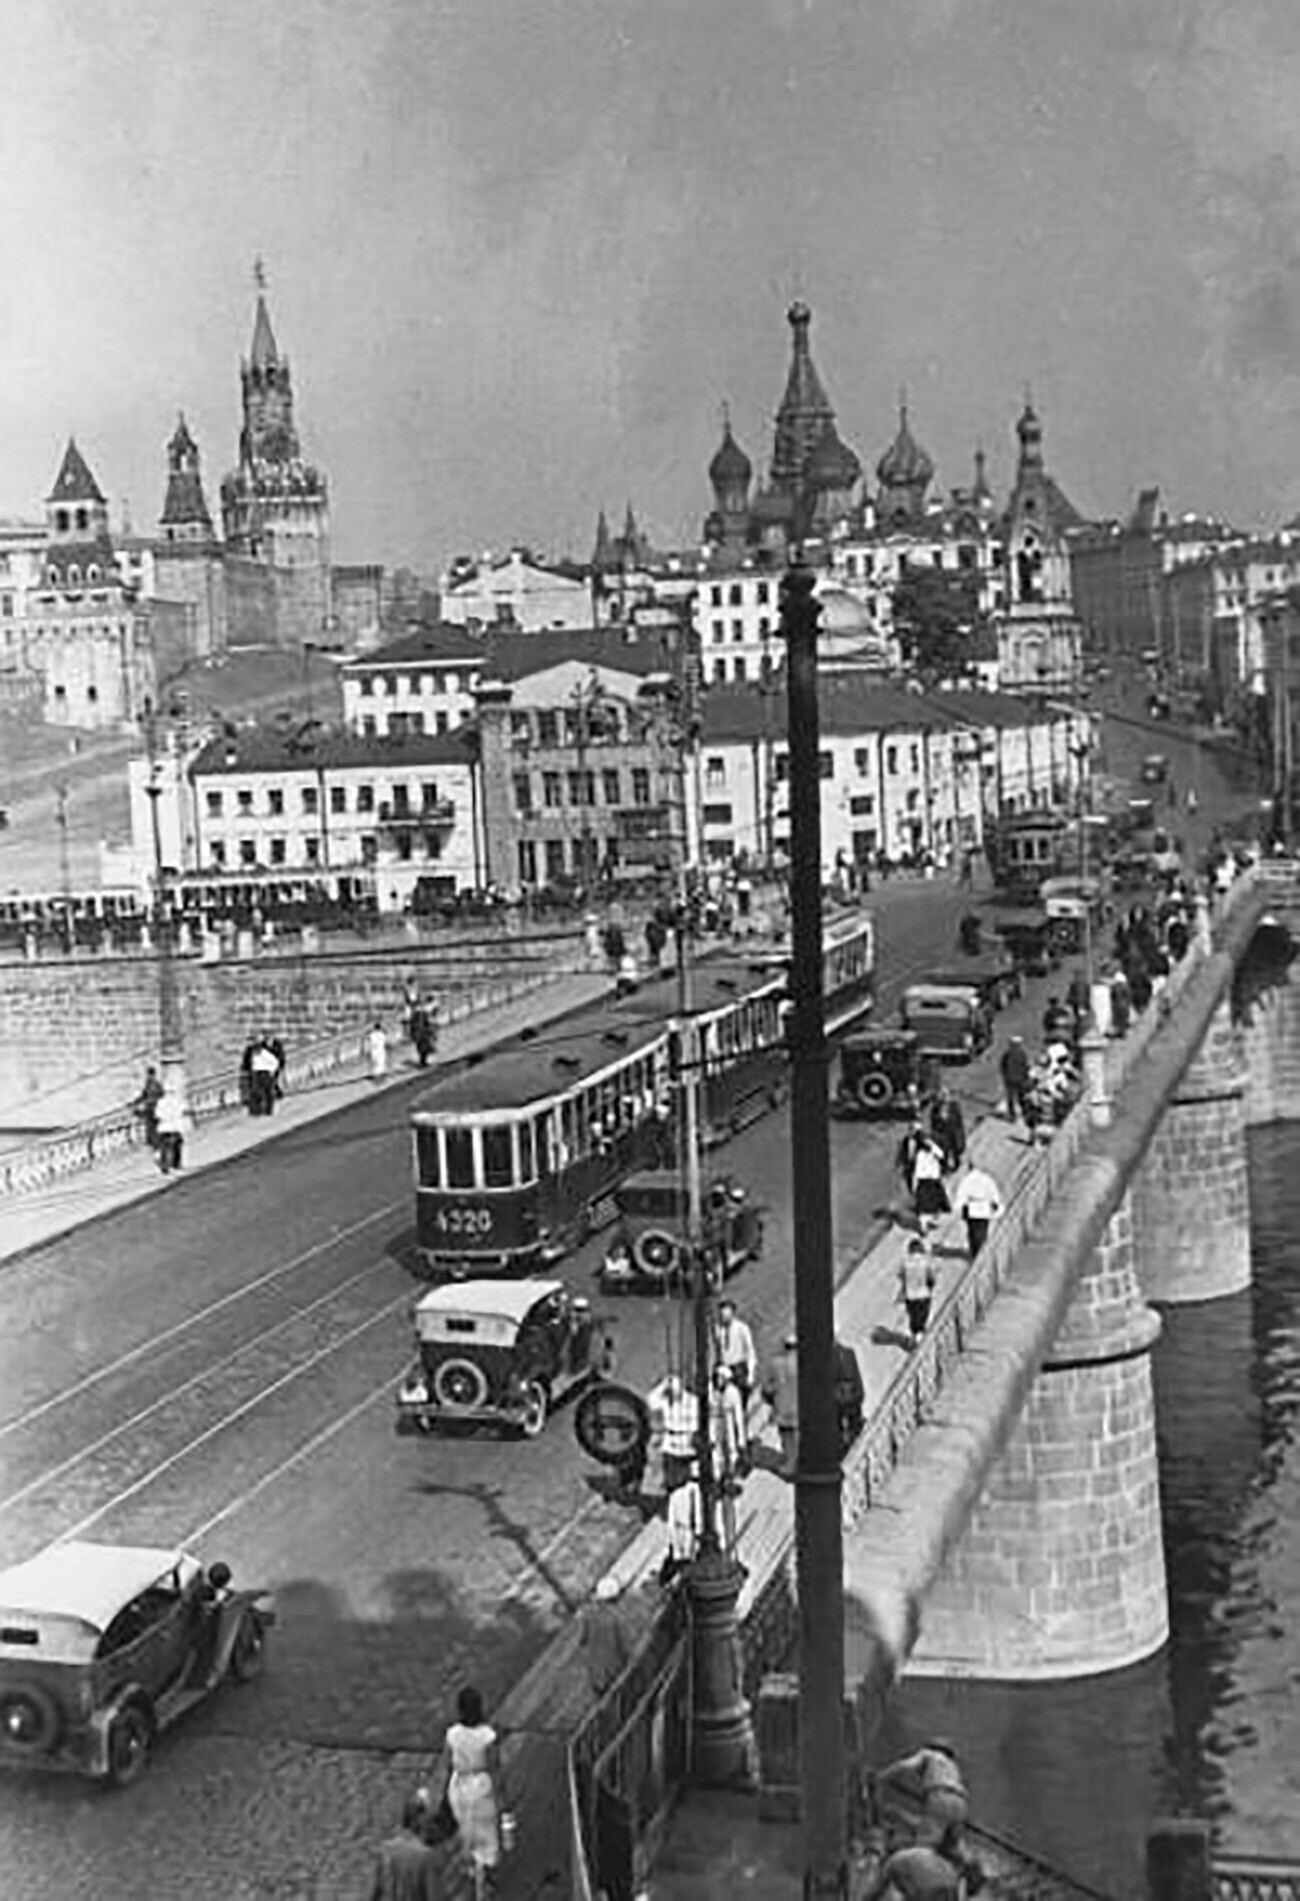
[408,913,875,1278]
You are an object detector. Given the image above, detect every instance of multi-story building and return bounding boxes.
[183,726,478,900]
[340,625,487,737]
[1067,490,1240,665]
[440,547,597,632]
[689,679,1086,874]
[474,627,683,891]
[1162,535,1300,696]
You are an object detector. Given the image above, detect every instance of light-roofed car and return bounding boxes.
[0,1540,274,1787]
[396,1277,615,1438]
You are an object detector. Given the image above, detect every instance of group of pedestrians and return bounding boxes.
[893,1088,1006,1349]
[369,1686,513,1901]
[132,1064,189,1173]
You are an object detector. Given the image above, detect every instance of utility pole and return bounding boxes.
[781,558,846,1897]
[142,713,187,1105]
[678,628,753,1786]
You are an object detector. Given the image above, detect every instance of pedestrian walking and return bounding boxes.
[898,1239,937,1348]
[999,1036,1032,1125]
[835,1338,865,1457]
[953,1164,1004,1260]
[579,1575,631,1697]
[437,1686,505,1901]
[369,1793,442,1901]
[644,913,667,974]
[909,1137,949,1236]
[929,1089,966,1174]
[653,1374,699,1493]
[895,1119,928,1198]
[715,1297,757,1402]
[367,1020,389,1082]
[410,1001,437,1067]
[762,1333,800,1477]
[133,1065,163,1150]
[155,1080,189,1174]
[710,1364,749,1485]
[246,1035,281,1116]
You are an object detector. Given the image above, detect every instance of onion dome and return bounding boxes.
[876,406,934,490]
[709,420,752,491]
[807,426,861,491]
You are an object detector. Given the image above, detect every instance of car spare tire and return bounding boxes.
[433,1358,490,1412]
[0,1683,61,1755]
[856,1070,893,1110]
[632,1229,682,1282]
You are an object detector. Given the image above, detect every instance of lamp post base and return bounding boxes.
[686,1545,754,1787]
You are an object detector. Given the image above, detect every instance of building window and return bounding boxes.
[713,659,726,682]
[269,836,287,866]
[268,788,284,816]
[385,674,400,696]
[392,784,411,817]
[205,790,223,817]
[75,508,88,532]
[734,657,747,681]
[631,767,651,806]
[820,751,833,779]
[567,770,595,806]
[543,770,562,807]
[421,782,441,809]
[209,841,226,867]
[732,620,744,641]
[729,583,742,606]
[239,838,257,867]
[854,748,870,777]
[361,834,377,864]
[436,713,449,734]
[360,677,374,696]
[703,803,733,826]
[513,772,533,813]
[518,839,537,884]
[536,710,558,746]
[363,716,377,738]
[710,585,723,607]
[713,622,725,643]
[357,783,375,814]
[305,835,322,864]
[330,786,346,814]
[705,755,726,785]
[302,785,319,814]
[886,745,898,775]
[237,789,253,814]
[602,768,621,807]
[511,713,532,746]
[756,581,769,605]
[758,617,770,637]
[909,745,919,773]
[775,754,789,781]
[409,711,425,735]
[544,838,566,883]
[849,795,874,817]
[55,509,68,534]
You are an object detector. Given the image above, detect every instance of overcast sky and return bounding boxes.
[4,0,1300,569]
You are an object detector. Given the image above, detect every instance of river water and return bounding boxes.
[881,1121,1300,1898]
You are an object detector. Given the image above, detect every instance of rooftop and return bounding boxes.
[189,724,474,776]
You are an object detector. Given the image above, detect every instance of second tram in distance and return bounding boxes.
[408,912,875,1279]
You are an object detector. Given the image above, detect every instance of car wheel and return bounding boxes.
[0,1684,61,1756]
[434,1358,490,1412]
[518,1380,549,1438]
[856,1071,893,1112]
[632,1228,682,1284]
[230,1612,267,1683]
[106,1705,152,1789]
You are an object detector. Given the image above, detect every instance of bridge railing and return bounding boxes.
[1213,1858,1300,1901]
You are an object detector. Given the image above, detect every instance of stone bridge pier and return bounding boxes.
[907,1191,1168,1681]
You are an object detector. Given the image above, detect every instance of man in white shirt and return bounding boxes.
[715,1298,757,1402]
[953,1164,1004,1260]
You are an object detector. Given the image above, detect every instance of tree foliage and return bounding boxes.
[891,567,985,685]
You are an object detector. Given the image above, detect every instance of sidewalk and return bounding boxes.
[0,966,614,1265]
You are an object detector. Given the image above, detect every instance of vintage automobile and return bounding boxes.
[898,979,993,1063]
[991,909,1058,978]
[922,954,1022,1014]
[599,1170,764,1293]
[0,1541,273,1789]
[1040,875,1107,955]
[833,1028,936,1119]
[396,1278,614,1438]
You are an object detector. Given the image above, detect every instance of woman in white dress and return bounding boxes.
[440,1685,502,1899]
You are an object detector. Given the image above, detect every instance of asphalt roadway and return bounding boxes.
[0,703,1258,1901]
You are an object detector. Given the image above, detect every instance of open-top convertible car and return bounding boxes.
[396,1278,614,1438]
[599,1170,764,1293]
[0,1541,274,1788]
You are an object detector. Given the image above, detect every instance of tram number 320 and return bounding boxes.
[433,1206,493,1237]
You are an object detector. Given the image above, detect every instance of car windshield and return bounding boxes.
[618,1183,682,1218]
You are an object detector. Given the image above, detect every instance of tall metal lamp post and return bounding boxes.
[782,559,846,1897]
[142,716,187,1104]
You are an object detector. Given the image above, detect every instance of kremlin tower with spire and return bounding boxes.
[219,267,333,648]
